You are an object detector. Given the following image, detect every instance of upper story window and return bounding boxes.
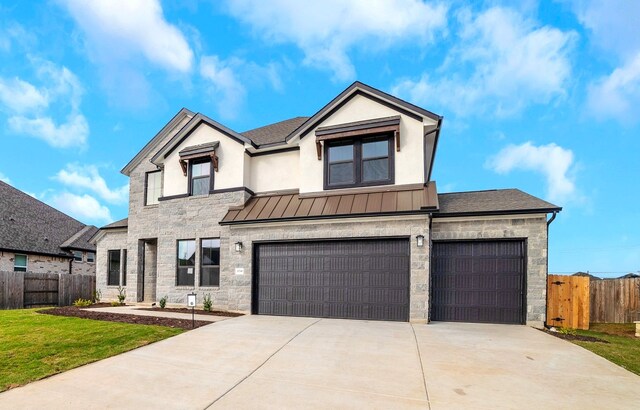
[14,254,27,272]
[190,159,211,196]
[145,171,162,205]
[325,134,394,189]
[72,250,83,262]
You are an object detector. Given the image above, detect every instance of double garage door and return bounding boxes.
[254,238,526,324]
[254,239,410,322]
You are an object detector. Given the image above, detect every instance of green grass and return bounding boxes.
[572,323,640,376]
[0,309,183,392]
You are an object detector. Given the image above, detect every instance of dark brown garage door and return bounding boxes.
[431,240,525,324]
[254,239,410,321]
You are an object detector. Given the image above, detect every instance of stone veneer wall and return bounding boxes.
[0,251,70,274]
[227,216,431,322]
[431,215,548,327]
[95,229,128,301]
[70,259,96,275]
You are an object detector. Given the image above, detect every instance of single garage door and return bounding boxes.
[254,239,410,321]
[431,240,525,324]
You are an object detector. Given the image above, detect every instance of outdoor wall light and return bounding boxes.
[235,241,243,252]
[416,235,425,248]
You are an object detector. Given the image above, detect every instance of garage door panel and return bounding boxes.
[432,240,525,324]
[255,239,410,322]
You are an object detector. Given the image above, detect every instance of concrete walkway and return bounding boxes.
[1,316,639,409]
[84,306,232,322]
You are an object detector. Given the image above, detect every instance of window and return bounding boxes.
[176,240,196,286]
[87,252,95,263]
[122,249,127,286]
[14,254,27,272]
[190,159,211,196]
[107,250,121,286]
[325,134,393,189]
[73,250,83,262]
[145,171,162,205]
[200,238,220,287]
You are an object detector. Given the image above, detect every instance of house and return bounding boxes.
[0,180,98,275]
[93,82,561,327]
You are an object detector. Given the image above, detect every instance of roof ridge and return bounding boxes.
[60,225,94,249]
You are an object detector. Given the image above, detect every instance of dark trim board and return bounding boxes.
[0,248,73,259]
[220,210,433,226]
[245,146,300,157]
[432,208,561,218]
[158,193,189,202]
[429,238,528,325]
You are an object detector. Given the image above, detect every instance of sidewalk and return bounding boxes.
[85,306,232,323]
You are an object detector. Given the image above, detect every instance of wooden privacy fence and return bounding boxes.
[590,278,640,323]
[0,271,95,309]
[546,274,590,330]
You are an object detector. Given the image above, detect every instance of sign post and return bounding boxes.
[187,293,196,328]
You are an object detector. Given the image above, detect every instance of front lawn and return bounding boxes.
[0,309,182,392]
[572,323,640,376]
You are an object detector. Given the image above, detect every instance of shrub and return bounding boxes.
[159,296,168,309]
[93,289,102,303]
[558,327,577,336]
[116,286,126,305]
[73,298,92,307]
[203,294,212,312]
[110,301,121,307]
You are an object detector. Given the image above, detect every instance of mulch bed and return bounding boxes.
[79,303,127,308]
[38,306,210,330]
[137,307,243,317]
[541,329,609,343]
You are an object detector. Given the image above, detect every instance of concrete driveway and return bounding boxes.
[1,316,639,409]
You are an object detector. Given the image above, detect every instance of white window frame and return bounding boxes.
[14,254,27,272]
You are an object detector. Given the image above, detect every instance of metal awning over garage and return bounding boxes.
[220,183,438,225]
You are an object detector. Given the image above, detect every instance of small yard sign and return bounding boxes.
[187,293,196,307]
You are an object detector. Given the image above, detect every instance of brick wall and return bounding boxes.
[0,251,70,274]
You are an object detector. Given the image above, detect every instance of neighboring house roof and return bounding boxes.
[572,272,602,280]
[618,273,640,279]
[0,181,96,257]
[241,116,310,146]
[101,218,128,229]
[60,225,99,252]
[435,189,561,217]
[221,184,439,225]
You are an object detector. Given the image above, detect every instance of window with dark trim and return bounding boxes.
[14,254,27,272]
[72,250,83,262]
[87,252,95,263]
[122,249,127,286]
[107,250,120,286]
[189,159,212,196]
[200,238,220,287]
[176,239,196,286]
[145,171,162,205]
[324,134,394,189]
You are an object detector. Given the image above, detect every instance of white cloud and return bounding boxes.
[0,60,89,148]
[0,77,48,113]
[200,56,246,120]
[487,141,576,203]
[573,1,640,123]
[59,0,193,73]
[8,114,89,148]
[225,0,448,81]
[393,7,576,117]
[54,164,129,204]
[0,172,10,183]
[587,53,640,123]
[49,192,113,224]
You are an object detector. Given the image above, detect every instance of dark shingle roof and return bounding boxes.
[60,225,99,252]
[101,218,128,229]
[242,116,309,146]
[436,189,561,216]
[0,181,95,256]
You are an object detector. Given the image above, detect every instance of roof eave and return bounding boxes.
[432,208,562,218]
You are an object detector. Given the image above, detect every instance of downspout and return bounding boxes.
[68,258,73,274]
[544,211,558,327]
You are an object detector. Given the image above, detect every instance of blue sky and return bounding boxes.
[0,0,638,277]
